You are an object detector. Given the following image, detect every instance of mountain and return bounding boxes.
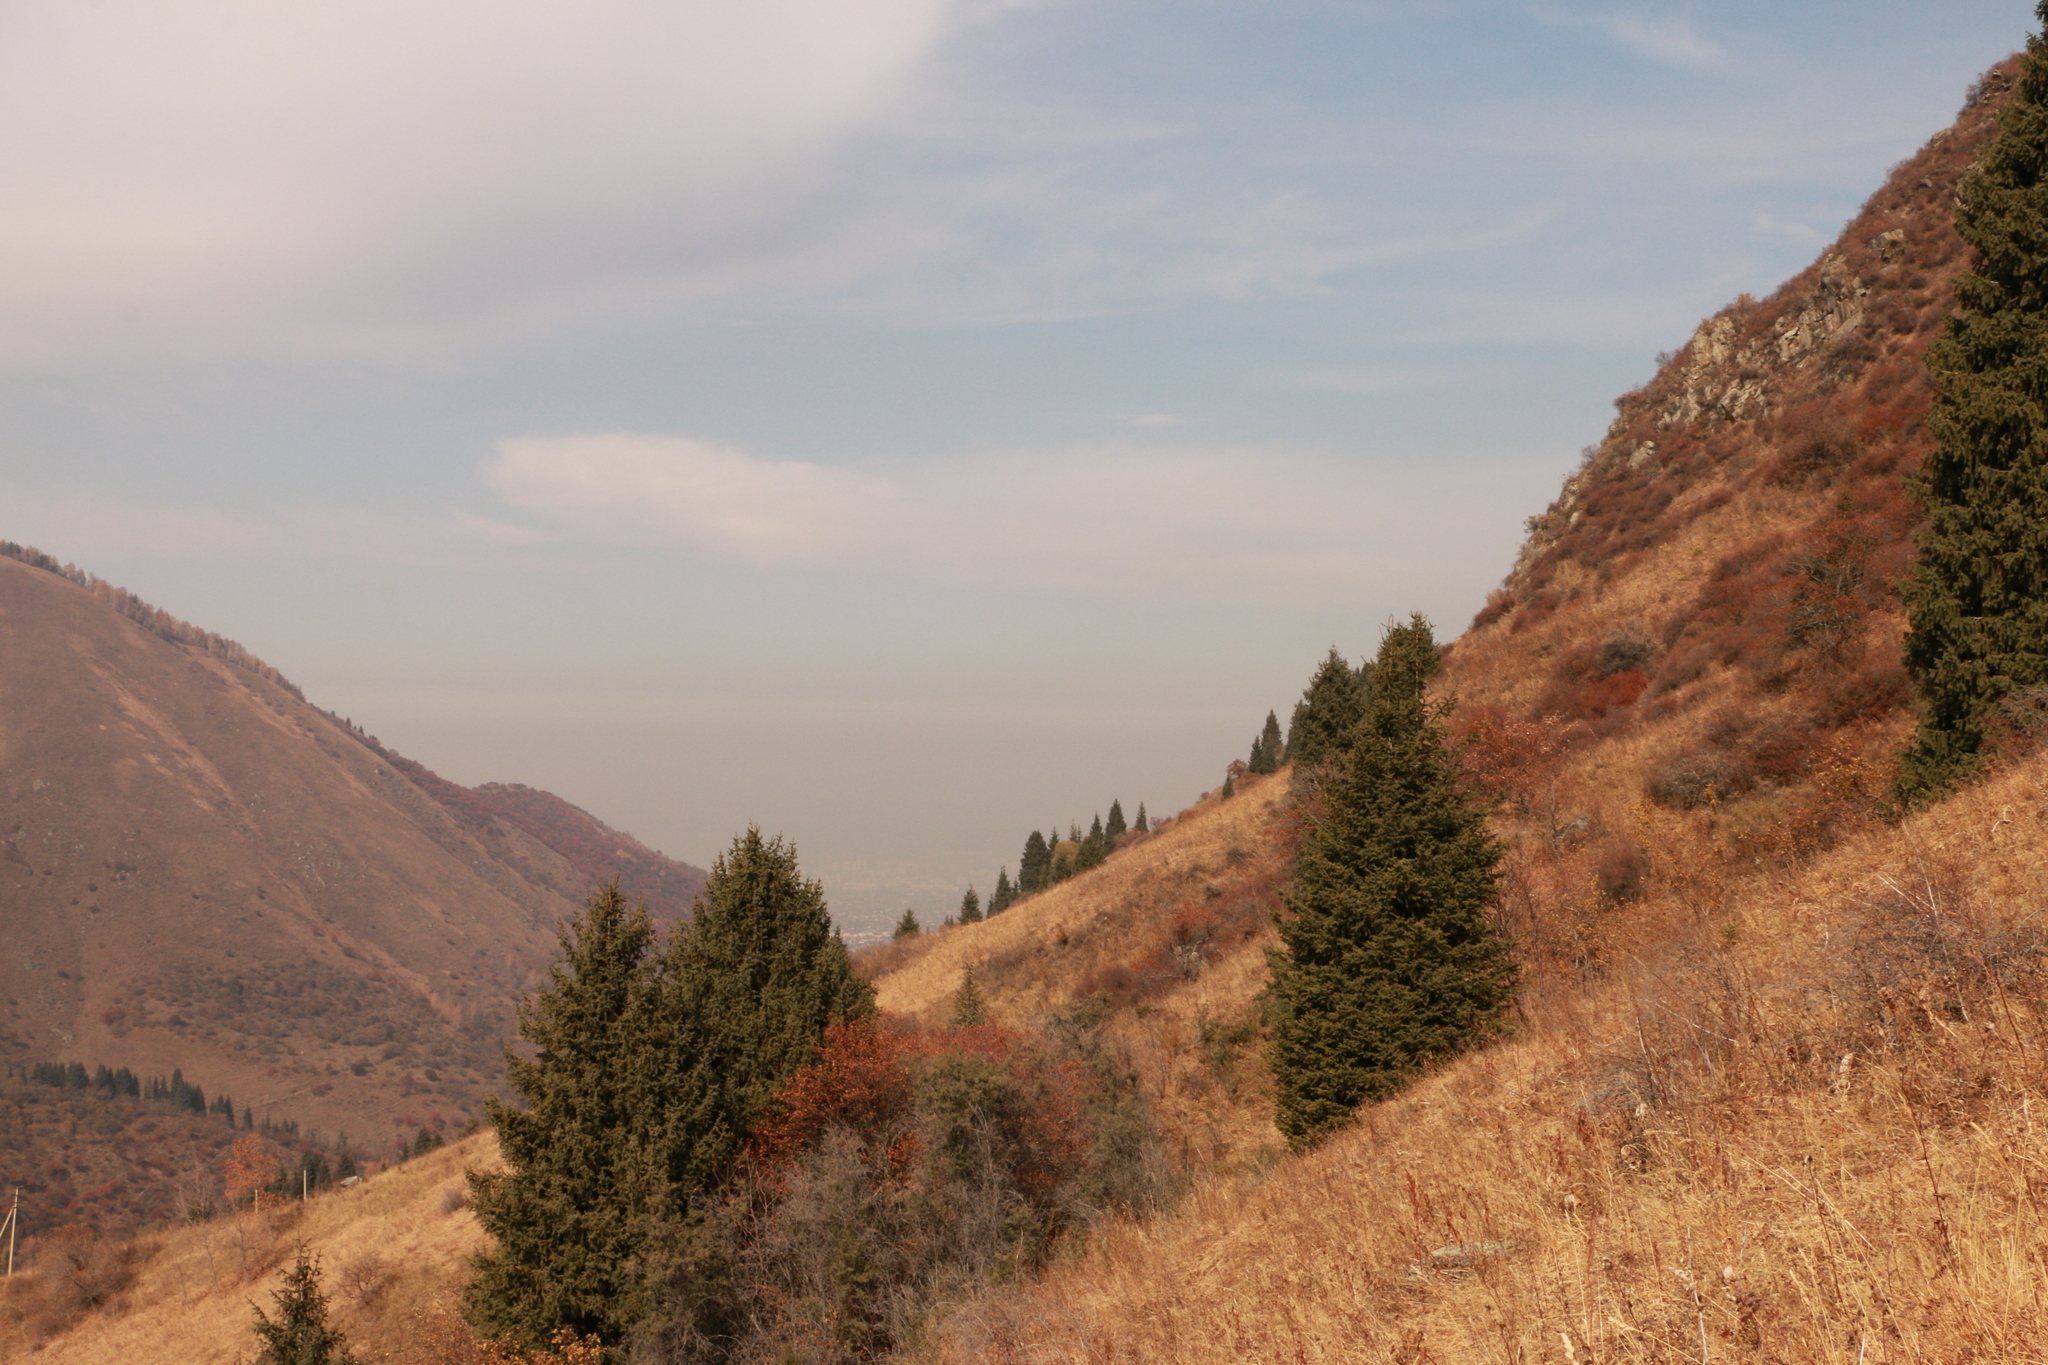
[10,46,2045,1365]
[0,545,706,1197]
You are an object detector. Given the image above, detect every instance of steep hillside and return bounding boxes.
[1448,60,2019,885]
[0,547,705,1232]
[867,770,1297,1169]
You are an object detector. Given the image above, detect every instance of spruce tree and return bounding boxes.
[1899,7,2048,805]
[629,828,875,1322]
[466,884,658,1347]
[1268,615,1514,1148]
[1019,830,1051,894]
[894,908,922,939]
[1286,648,1371,772]
[253,1247,359,1365]
[1249,710,1286,774]
[1134,803,1148,833]
[990,867,1015,914]
[673,828,873,1136]
[1105,799,1127,843]
[958,886,982,924]
[950,967,989,1027]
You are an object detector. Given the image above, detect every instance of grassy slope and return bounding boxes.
[868,770,1296,1170]
[907,753,2048,1360]
[2,1133,498,1363]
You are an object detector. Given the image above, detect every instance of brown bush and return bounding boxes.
[1646,750,1750,809]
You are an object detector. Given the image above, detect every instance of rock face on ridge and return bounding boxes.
[0,549,705,1170]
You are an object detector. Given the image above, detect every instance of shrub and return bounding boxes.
[1646,750,1749,809]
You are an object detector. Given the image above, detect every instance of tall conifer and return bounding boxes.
[467,884,657,1346]
[643,828,874,1208]
[1019,830,1051,894]
[1250,709,1286,773]
[1286,648,1370,772]
[1899,7,2048,805]
[1268,616,1513,1147]
[1105,799,1127,842]
[958,886,983,924]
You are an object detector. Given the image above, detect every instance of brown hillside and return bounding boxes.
[866,770,1297,1170]
[0,549,704,1235]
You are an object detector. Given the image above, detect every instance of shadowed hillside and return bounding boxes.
[0,547,705,1235]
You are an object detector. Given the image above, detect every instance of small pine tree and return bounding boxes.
[894,908,922,939]
[958,886,982,924]
[1220,774,1235,799]
[252,1247,359,1365]
[1134,803,1148,833]
[990,867,1015,914]
[1286,647,1371,772]
[1105,799,1127,843]
[1898,6,2048,806]
[1268,615,1514,1148]
[950,967,988,1027]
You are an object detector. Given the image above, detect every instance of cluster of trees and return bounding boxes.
[888,798,1156,941]
[1246,710,1286,774]
[1013,799,1145,896]
[465,828,1160,1362]
[1267,618,1516,1147]
[1899,7,2048,806]
[23,1060,243,1124]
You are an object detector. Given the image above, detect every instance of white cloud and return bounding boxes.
[0,0,952,364]
[1595,15,1726,68]
[478,431,1552,603]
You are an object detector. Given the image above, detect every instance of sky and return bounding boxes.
[0,0,2033,933]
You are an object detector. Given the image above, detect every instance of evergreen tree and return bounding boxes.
[1250,710,1285,774]
[466,884,657,1347]
[1220,774,1235,799]
[634,828,874,1247]
[672,830,872,1137]
[958,886,982,924]
[1077,813,1108,871]
[894,908,922,939]
[252,1247,359,1365]
[1286,647,1371,772]
[1019,830,1052,895]
[1268,615,1514,1148]
[950,967,988,1027]
[1105,799,1127,843]
[1134,803,1149,834]
[1899,7,2048,805]
[990,867,1015,914]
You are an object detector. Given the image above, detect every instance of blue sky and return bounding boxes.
[1,0,2031,930]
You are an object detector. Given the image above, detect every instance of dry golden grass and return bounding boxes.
[869,771,1297,1168]
[912,754,2048,1364]
[2,1134,499,1364]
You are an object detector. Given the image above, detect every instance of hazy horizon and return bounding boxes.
[1,0,2030,932]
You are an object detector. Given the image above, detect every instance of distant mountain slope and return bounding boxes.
[0,547,706,1222]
